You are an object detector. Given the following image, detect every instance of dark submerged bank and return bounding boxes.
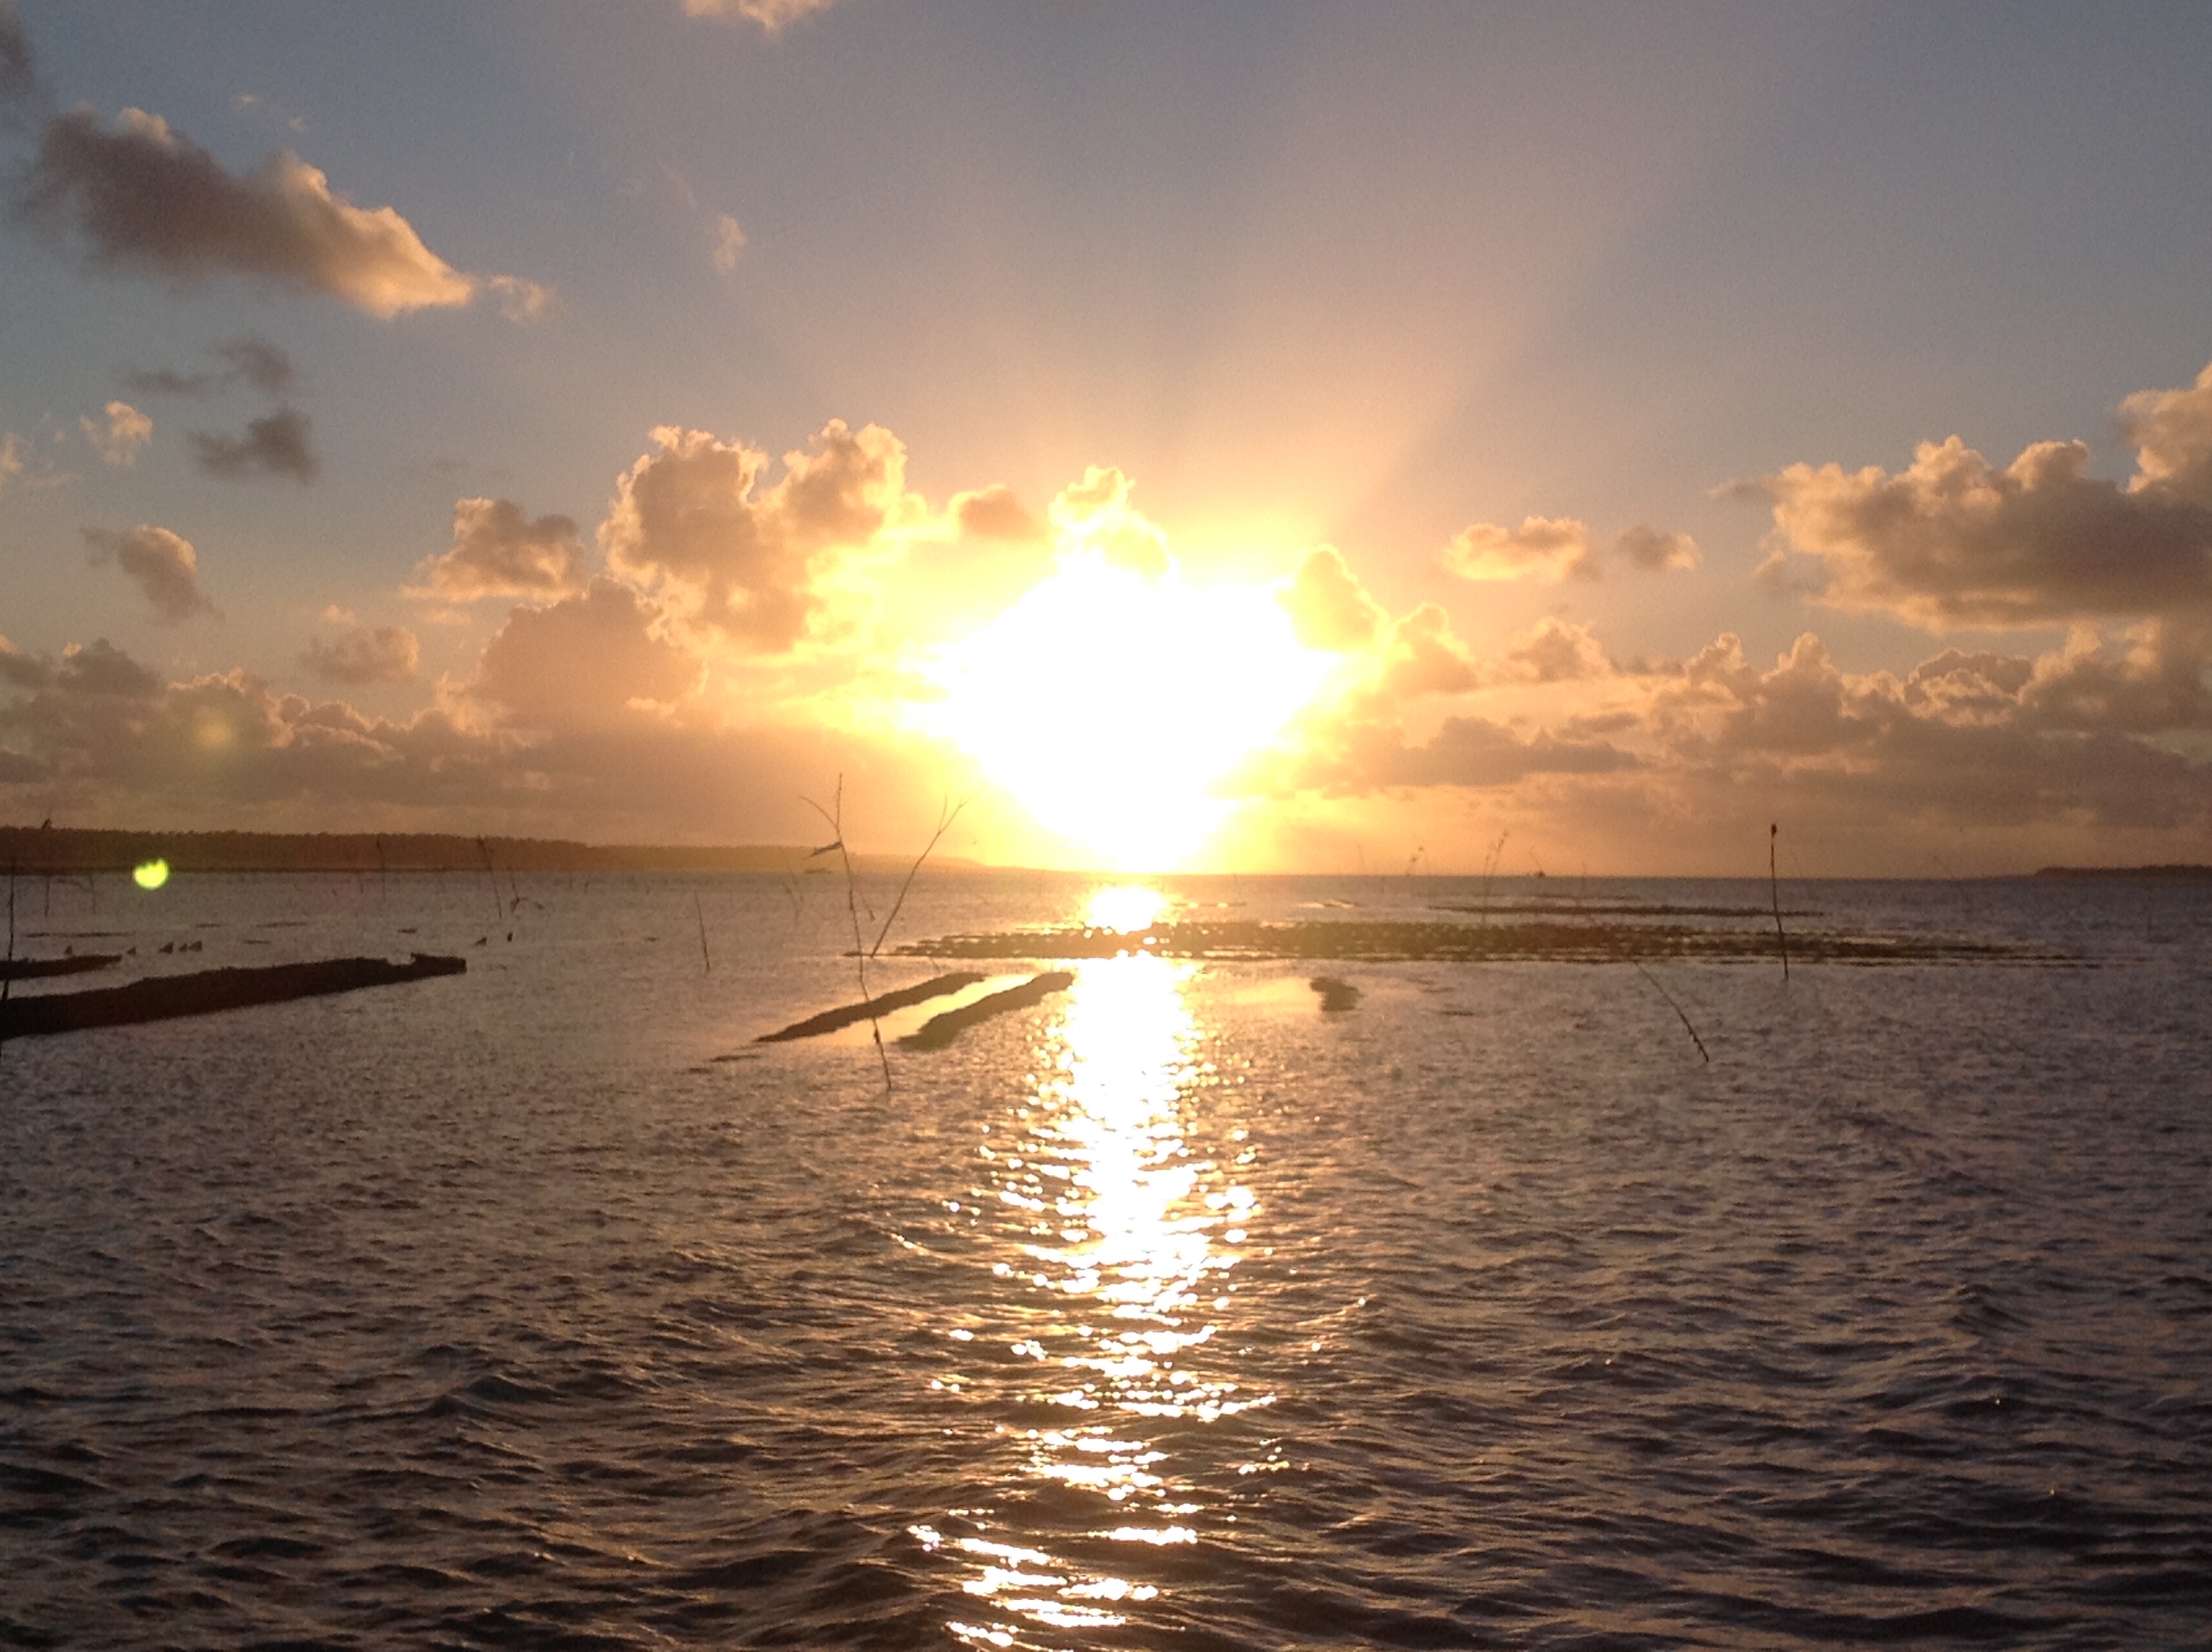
[754,971,984,1043]
[897,917,2067,966]
[0,953,120,982]
[0,954,465,1038]
[899,971,1074,1050]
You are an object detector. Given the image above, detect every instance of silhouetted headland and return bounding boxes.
[0,825,984,875]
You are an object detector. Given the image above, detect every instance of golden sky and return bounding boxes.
[5,1,2212,874]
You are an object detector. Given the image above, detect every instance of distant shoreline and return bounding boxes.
[0,825,986,876]
[2032,864,2212,881]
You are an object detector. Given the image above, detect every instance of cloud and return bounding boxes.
[1375,602,1481,701]
[1237,709,1635,797]
[0,1,41,127]
[80,399,151,465]
[1614,523,1700,573]
[189,406,317,482]
[950,483,1043,544]
[83,523,214,621]
[16,97,541,318]
[470,579,704,732]
[1278,545,1385,654]
[1443,516,1699,583]
[125,336,294,398]
[711,212,747,272]
[1443,515,1596,583]
[301,623,419,686]
[1048,465,1172,578]
[0,431,23,497]
[410,497,589,602]
[1493,616,1614,684]
[1754,361,2212,629]
[681,0,839,32]
[601,419,914,650]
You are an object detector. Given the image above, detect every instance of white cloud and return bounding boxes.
[711,212,747,273]
[80,400,151,465]
[681,0,839,33]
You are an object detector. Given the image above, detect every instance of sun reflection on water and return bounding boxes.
[920,927,1265,1647]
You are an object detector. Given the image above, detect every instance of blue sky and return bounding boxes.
[5,1,2212,872]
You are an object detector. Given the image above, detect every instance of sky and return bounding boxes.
[4,0,2212,875]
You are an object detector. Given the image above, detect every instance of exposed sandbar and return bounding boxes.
[899,971,1075,1051]
[754,971,986,1043]
[0,954,466,1038]
[1,953,122,982]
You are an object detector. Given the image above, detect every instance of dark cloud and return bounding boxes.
[83,523,214,621]
[13,90,532,317]
[1443,515,1596,583]
[189,406,317,483]
[125,335,294,398]
[410,497,588,602]
[0,1,43,125]
[1755,362,2212,629]
[302,623,419,686]
[1613,524,1699,573]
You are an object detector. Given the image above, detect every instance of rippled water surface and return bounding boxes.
[3,870,2209,1649]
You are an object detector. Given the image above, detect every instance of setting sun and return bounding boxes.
[920,553,1334,871]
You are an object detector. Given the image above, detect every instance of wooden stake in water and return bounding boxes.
[693,894,712,974]
[1770,823,1790,982]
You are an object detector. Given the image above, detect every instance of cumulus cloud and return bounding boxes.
[1443,515,1596,583]
[1493,616,1614,684]
[1375,602,1481,701]
[1237,709,1634,797]
[951,483,1043,544]
[84,523,213,621]
[189,406,317,483]
[470,579,704,731]
[1048,465,1172,578]
[10,50,542,320]
[1755,361,2212,629]
[302,622,419,686]
[125,336,294,398]
[682,0,839,32]
[410,497,589,602]
[1614,523,1700,573]
[601,419,914,651]
[0,431,23,497]
[1279,545,1385,654]
[711,212,747,272]
[1443,516,1699,583]
[80,399,151,465]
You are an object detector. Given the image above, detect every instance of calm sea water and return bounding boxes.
[2,869,2208,1649]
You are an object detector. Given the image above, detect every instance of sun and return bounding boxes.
[919,551,1334,870]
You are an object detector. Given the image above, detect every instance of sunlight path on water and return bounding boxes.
[914,945,1269,1647]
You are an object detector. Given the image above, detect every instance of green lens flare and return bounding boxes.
[132,858,171,890]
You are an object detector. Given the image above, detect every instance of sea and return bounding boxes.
[1,868,2207,1649]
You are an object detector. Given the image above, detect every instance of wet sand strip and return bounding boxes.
[0,954,466,1038]
[754,971,986,1043]
[899,971,1075,1051]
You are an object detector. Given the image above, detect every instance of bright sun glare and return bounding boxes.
[923,554,1333,870]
